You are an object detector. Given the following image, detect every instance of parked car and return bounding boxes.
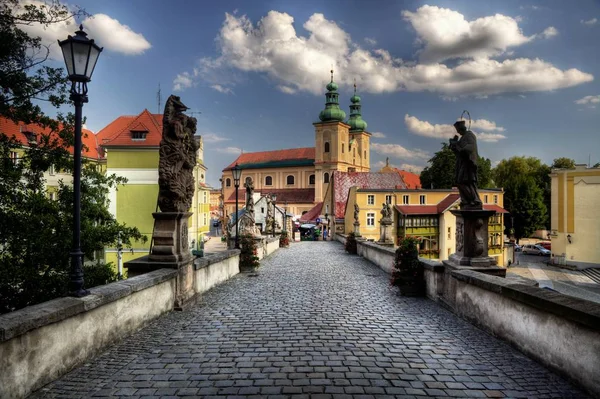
[514,244,522,252]
[537,242,551,250]
[522,244,551,256]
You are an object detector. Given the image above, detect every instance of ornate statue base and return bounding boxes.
[378,219,394,246]
[444,209,505,277]
[353,221,361,237]
[125,212,195,309]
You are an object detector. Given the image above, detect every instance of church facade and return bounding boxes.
[221,72,372,218]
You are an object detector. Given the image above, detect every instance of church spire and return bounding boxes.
[347,80,367,132]
[318,69,346,122]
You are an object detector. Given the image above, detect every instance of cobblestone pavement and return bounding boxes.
[32,242,588,398]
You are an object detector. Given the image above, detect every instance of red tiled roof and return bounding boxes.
[395,169,421,189]
[484,204,508,213]
[436,194,460,213]
[223,147,315,171]
[333,171,406,218]
[97,109,163,147]
[0,116,100,159]
[225,188,314,204]
[395,205,438,215]
[299,202,323,223]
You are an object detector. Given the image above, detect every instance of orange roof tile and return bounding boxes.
[299,202,323,223]
[223,148,315,171]
[0,116,101,160]
[97,109,163,147]
[395,169,421,189]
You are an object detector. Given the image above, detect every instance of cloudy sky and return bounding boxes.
[30,0,600,186]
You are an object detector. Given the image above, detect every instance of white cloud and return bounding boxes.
[173,73,194,91]
[364,37,377,46]
[216,146,242,154]
[211,84,234,94]
[404,114,507,142]
[539,26,558,39]
[371,143,430,161]
[19,3,151,58]
[173,9,593,97]
[581,18,598,26]
[575,95,600,105]
[277,85,297,94]
[202,133,230,143]
[371,132,386,138]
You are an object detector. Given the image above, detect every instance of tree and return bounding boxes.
[594,162,600,168]
[493,156,550,239]
[551,157,576,169]
[0,1,146,314]
[420,142,494,189]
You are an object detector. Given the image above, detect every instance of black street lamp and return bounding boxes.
[231,163,242,249]
[58,25,102,297]
[271,193,278,237]
[283,201,288,233]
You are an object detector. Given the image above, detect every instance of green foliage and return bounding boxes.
[345,232,358,254]
[593,162,600,168]
[551,157,576,169]
[493,156,550,238]
[420,142,493,189]
[239,235,260,270]
[83,262,118,288]
[391,237,424,296]
[279,231,289,248]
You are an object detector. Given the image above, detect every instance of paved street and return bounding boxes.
[32,242,587,398]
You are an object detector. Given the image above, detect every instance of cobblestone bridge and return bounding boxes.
[33,242,587,398]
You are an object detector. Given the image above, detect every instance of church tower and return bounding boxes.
[314,70,350,203]
[347,82,371,172]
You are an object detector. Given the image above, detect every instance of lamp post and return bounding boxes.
[231,163,242,249]
[58,25,102,297]
[284,201,288,234]
[271,193,278,237]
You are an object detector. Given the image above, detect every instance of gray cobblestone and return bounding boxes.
[31,242,588,398]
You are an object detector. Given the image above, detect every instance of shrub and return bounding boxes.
[279,231,290,248]
[345,232,358,254]
[239,234,260,271]
[391,237,425,296]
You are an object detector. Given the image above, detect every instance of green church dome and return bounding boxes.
[318,69,346,122]
[348,115,367,131]
[347,83,367,132]
[350,94,361,103]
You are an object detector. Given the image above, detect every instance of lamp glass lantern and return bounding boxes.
[58,25,102,84]
[231,163,242,186]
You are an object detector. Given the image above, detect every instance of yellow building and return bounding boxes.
[221,72,371,219]
[550,165,600,267]
[344,187,506,265]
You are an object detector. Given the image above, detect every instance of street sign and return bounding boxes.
[316,217,321,223]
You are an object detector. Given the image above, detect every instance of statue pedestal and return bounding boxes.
[353,221,361,237]
[378,219,394,246]
[446,209,505,277]
[125,212,195,310]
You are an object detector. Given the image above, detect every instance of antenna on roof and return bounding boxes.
[187,111,202,117]
[157,83,162,113]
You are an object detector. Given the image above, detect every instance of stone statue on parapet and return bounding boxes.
[380,202,392,223]
[353,203,360,223]
[244,177,255,221]
[237,177,262,238]
[158,95,199,212]
[449,119,482,210]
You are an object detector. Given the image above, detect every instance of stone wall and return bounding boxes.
[347,238,600,397]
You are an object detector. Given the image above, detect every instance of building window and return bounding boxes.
[49,164,55,175]
[325,204,329,214]
[49,192,56,201]
[324,172,329,183]
[403,195,409,205]
[309,174,315,185]
[484,195,488,204]
[420,195,426,205]
[494,195,498,204]
[448,227,451,240]
[226,178,231,187]
[364,150,367,159]
[265,176,273,186]
[286,175,295,185]
[385,195,393,205]
[348,167,356,172]
[367,194,375,205]
[261,207,264,213]
[131,131,147,140]
[342,143,345,153]
[324,142,330,153]
[366,212,375,226]
[353,148,356,157]
[9,151,18,164]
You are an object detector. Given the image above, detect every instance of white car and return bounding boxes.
[522,244,551,256]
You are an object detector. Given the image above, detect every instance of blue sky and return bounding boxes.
[30,0,600,187]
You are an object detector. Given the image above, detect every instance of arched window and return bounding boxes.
[286,175,295,185]
[324,142,330,153]
[226,178,231,187]
[265,176,273,186]
[324,172,329,183]
[309,174,315,185]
